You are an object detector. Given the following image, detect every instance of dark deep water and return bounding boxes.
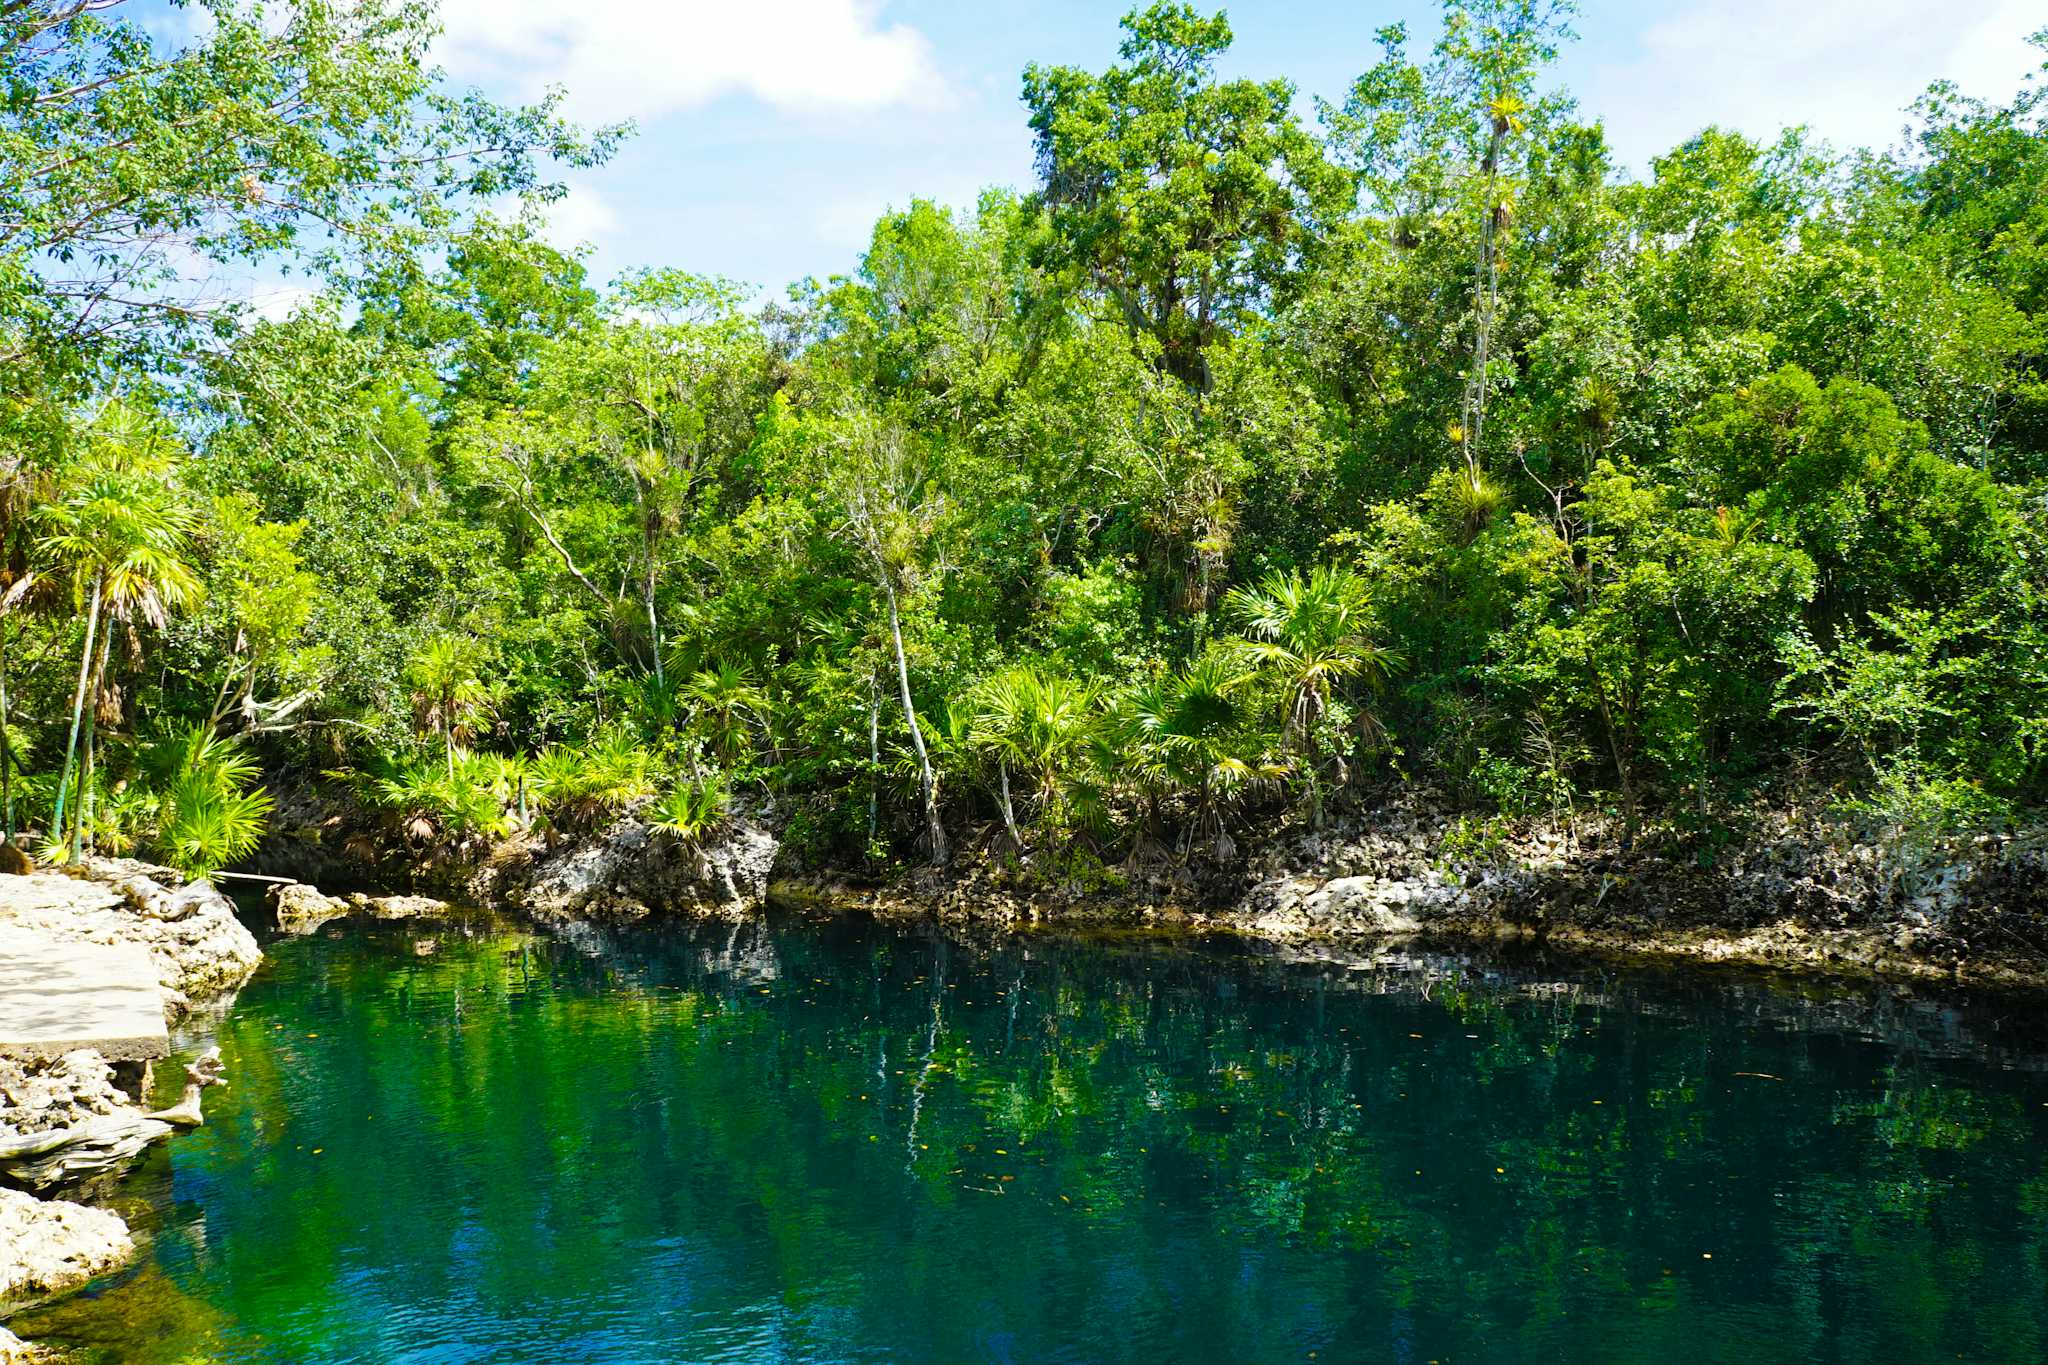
[15,908,2048,1363]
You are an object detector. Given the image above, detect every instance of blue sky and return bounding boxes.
[247,0,2046,313]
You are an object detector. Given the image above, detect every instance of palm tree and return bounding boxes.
[405,635,492,780]
[970,666,1099,841]
[1224,564,1401,824]
[147,723,275,878]
[679,662,772,767]
[36,468,201,860]
[1114,653,1275,861]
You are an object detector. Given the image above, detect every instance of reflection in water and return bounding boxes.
[18,910,2048,1363]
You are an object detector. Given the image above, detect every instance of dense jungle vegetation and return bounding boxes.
[3,0,2046,881]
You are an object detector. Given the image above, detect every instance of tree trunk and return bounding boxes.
[0,615,13,841]
[1461,122,1508,483]
[51,578,103,851]
[997,761,1022,850]
[72,620,114,861]
[881,575,947,865]
[866,671,880,850]
[645,583,664,690]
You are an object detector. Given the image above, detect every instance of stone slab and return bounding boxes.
[0,926,167,1063]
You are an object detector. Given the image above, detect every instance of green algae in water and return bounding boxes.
[18,913,2048,1363]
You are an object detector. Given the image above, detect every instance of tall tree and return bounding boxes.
[1023,3,1349,391]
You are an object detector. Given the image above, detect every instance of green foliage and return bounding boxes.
[0,0,615,382]
[531,733,660,834]
[970,666,1102,831]
[151,724,276,877]
[1023,3,1351,388]
[1,1,2045,876]
[677,663,773,769]
[649,774,732,844]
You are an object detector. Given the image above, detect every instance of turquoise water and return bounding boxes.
[16,909,2048,1363]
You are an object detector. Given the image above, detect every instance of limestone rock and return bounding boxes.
[0,1052,130,1141]
[345,893,451,920]
[270,882,350,935]
[70,861,262,1016]
[0,1187,133,1310]
[1,1325,54,1362]
[511,809,778,924]
[0,1112,173,1190]
[1241,871,1450,939]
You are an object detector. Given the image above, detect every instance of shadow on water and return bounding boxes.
[16,906,2048,1363]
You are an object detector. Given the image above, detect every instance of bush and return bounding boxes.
[531,732,659,833]
[649,773,731,844]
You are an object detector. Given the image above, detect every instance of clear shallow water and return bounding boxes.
[16,910,2048,1364]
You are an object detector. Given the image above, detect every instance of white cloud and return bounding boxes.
[433,0,945,124]
[539,183,619,250]
[1576,0,2044,170]
[248,283,317,323]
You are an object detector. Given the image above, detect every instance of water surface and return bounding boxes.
[18,910,2048,1363]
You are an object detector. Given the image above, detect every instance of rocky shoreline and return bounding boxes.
[259,781,2048,990]
[767,794,2048,992]
[0,861,261,1360]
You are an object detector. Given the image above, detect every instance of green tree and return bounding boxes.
[405,636,492,780]
[1023,3,1349,391]
[1,0,614,384]
[1225,564,1400,822]
[35,416,201,859]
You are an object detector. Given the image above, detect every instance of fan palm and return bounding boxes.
[36,468,201,860]
[369,751,513,846]
[148,723,274,878]
[971,666,1100,838]
[1224,564,1401,823]
[530,731,658,834]
[649,773,730,845]
[680,662,773,766]
[406,635,493,780]
[1114,653,1277,860]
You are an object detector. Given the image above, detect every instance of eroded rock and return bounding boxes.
[0,1187,132,1311]
[64,860,263,1016]
[0,1052,130,1141]
[510,809,778,924]
[345,892,450,920]
[0,1324,53,1362]
[270,882,349,935]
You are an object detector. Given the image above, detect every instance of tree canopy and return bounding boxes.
[5,0,2047,881]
